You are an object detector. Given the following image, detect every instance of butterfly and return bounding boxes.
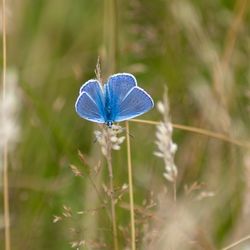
[75,73,154,127]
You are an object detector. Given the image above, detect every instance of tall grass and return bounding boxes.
[125,121,136,250]
[1,0,250,249]
[2,0,11,249]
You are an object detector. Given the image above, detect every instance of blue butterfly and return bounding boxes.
[75,73,154,126]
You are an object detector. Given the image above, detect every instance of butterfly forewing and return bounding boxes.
[114,86,154,122]
[75,92,105,123]
[106,73,137,121]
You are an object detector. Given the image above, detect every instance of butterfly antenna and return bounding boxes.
[120,126,134,139]
[129,133,134,139]
[93,137,98,144]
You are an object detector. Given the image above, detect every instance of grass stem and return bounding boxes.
[2,0,11,249]
[125,121,136,250]
[130,119,250,149]
[106,135,119,250]
[173,180,176,203]
[221,235,250,250]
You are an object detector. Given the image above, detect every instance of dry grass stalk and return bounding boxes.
[130,118,250,149]
[221,234,250,250]
[1,0,10,249]
[154,92,178,201]
[125,121,136,250]
[95,124,126,250]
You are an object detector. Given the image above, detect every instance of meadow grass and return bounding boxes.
[1,0,250,249]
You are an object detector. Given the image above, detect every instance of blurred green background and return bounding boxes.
[0,0,250,249]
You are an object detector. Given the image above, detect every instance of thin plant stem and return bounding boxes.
[221,235,250,250]
[221,0,248,68]
[82,169,112,220]
[103,0,119,246]
[213,0,248,95]
[106,134,119,250]
[110,0,118,73]
[173,180,176,203]
[2,0,11,249]
[130,119,250,149]
[125,121,136,250]
[104,0,118,75]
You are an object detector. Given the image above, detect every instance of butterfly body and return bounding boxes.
[75,73,154,125]
[103,85,114,123]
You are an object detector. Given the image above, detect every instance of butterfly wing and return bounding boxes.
[114,86,154,122]
[80,79,103,101]
[75,80,105,123]
[104,73,137,121]
[75,74,153,124]
[106,73,137,101]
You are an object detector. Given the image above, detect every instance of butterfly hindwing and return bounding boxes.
[80,80,105,109]
[114,86,154,122]
[75,92,105,123]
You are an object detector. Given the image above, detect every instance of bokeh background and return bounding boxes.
[0,0,250,249]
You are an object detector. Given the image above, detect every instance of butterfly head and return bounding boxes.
[106,121,113,128]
